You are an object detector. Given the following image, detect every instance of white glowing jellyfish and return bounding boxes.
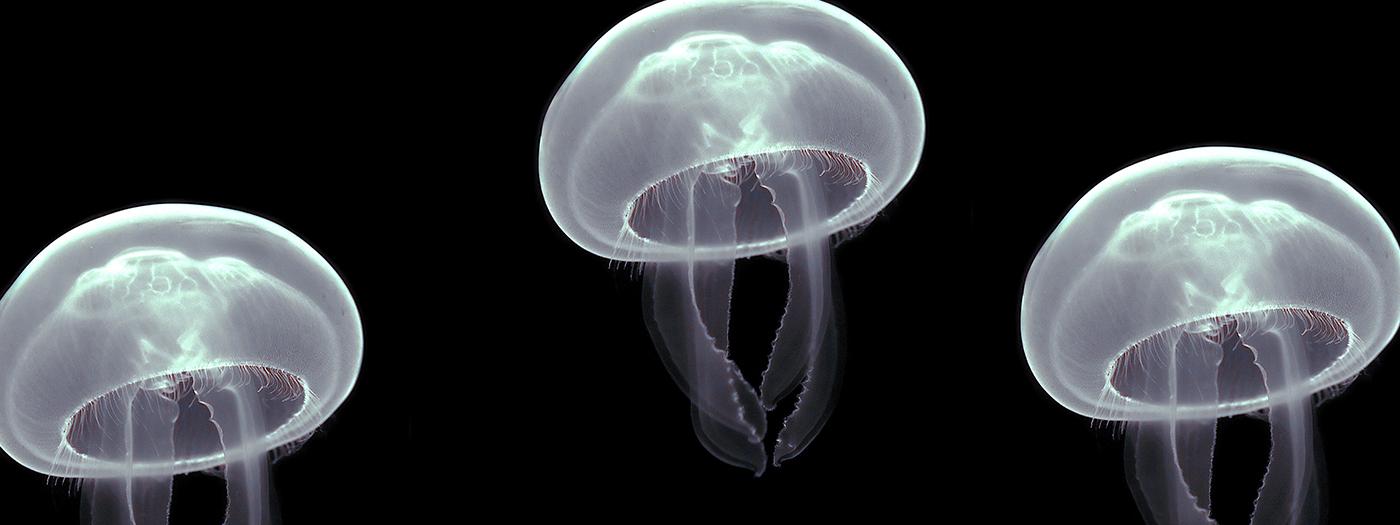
[1022,147,1400,524]
[540,0,922,473]
[0,204,362,524]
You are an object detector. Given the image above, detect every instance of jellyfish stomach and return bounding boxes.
[759,164,841,466]
[1116,309,1335,525]
[639,149,847,473]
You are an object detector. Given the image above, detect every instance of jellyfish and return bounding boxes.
[0,204,363,524]
[539,0,922,473]
[1021,147,1400,524]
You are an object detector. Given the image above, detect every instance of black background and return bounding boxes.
[6,1,1397,523]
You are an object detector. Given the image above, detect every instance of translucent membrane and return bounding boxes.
[538,0,924,262]
[540,0,923,474]
[1021,147,1400,525]
[640,150,845,473]
[0,204,362,525]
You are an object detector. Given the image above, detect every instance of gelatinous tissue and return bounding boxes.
[1022,147,1400,524]
[539,0,923,473]
[0,204,363,524]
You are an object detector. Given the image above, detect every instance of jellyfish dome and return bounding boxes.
[1022,147,1399,524]
[1022,147,1400,420]
[540,0,922,475]
[539,0,923,261]
[0,204,361,523]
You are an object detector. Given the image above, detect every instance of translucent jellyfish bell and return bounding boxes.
[0,204,362,524]
[1022,147,1400,524]
[540,0,922,473]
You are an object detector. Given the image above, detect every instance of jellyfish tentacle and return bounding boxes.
[127,385,180,525]
[755,228,821,411]
[1246,322,1321,525]
[771,291,840,466]
[1125,327,1219,525]
[80,389,138,525]
[196,369,274,525]
[756,155,826,410]
[1172,331,1220,516]
[760,165,841,466]
[644,261,768,473]
[79,383,180,525]
[642,171,768,473]
[1127,420,1218,525]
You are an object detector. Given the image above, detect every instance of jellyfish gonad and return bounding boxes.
[539,0,923,473]
[1022,147,1400,524]
[0,204,363,524]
